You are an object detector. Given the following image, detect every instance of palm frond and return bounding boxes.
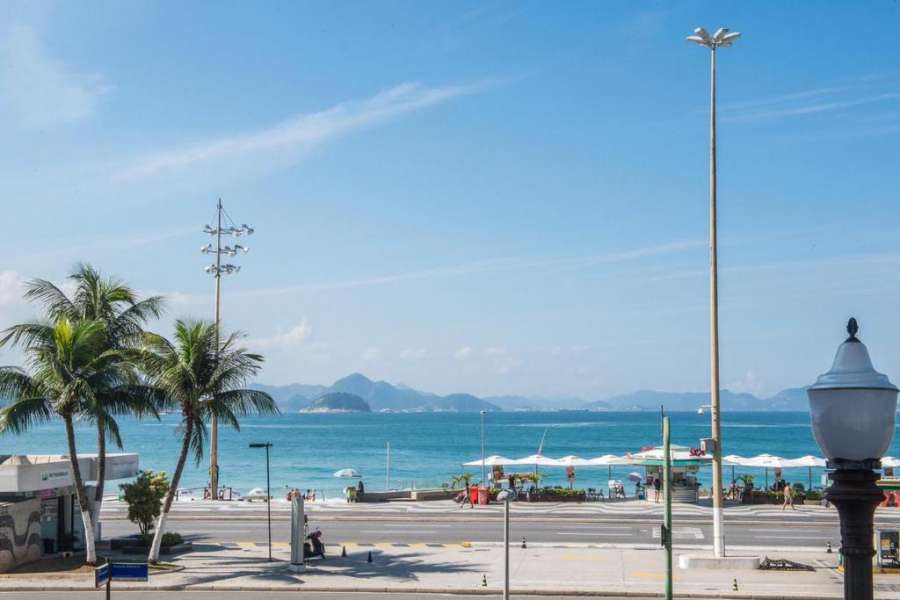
[0,396,53,434]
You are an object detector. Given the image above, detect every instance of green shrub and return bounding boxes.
[161,532,184,546]
[120,470,170,536]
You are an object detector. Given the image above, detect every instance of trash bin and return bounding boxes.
[477,486,490,505]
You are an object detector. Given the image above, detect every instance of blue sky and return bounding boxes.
[2,1,900,400]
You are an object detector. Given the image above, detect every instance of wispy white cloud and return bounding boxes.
[238,239,703,298]
[361,346,381,361]
[250,320,312,350]
[111,81,491,182]
[0,24,109,129]
[454,346,473,360]
[399,348,427,360]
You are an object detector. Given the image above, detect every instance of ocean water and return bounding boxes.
[0,411,886,499]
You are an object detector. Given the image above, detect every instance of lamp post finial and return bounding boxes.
[847,317,859,342]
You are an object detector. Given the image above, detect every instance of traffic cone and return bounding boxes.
[521,537,527,549]
[367,550,373,563]
[482,575,488,587]
[341,545,347,558]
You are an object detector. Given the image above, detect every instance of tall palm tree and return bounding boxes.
[21,264,164,531]
[137,320,277,563]
[0,319,129,565]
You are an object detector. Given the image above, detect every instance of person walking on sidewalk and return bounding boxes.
[782,481,795,510]
[653,476,661,503]
[459,482,474,509]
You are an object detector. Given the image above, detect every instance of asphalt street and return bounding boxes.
[0,594,655,600]
[100,509,847,549]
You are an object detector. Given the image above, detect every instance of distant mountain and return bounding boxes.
[429,393,500,412]
[254,374,814,414]
[586,388,811,412]
[249,382,326,412]
[303,392,371,413]
[484,394,594,411]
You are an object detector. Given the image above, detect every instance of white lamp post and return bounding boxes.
[808,318,898,600]
[687,26,741,559]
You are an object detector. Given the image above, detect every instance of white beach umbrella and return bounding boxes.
[510,453,562,466]
[587,454,627,465]
[554,455,592,467]
[462,455,515,467]
[334,468,361,478]
[627,472,642,482]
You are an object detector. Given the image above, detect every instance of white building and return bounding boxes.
[0,453,138,571]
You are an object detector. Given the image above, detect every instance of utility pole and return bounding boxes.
[663,416,673,600]
[687,26,741,558]
[203,199,253,499]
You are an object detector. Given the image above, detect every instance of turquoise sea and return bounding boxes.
[0,411,889,499]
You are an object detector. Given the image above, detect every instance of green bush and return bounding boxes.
[120,470,170,536]
[161,532,184,546]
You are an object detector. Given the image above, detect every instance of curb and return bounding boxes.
[0,584,844,599]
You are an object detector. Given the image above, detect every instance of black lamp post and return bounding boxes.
[808,319,898,600]
[249,442,273,562]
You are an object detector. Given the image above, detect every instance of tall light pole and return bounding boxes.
[687,26,741,559]
[249,442,273,562]
[203,199,254,500]
[480,410,486,487]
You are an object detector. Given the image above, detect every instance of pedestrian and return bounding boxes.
[782,481,795,510]
[459,482,474,509]
[653,476,661,503]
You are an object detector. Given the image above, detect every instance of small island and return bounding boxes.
[300,392,372,413]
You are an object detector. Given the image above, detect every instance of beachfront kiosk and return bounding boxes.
[625,445,710,503]
[0,453,138,572]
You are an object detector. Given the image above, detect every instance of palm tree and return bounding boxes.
[21,264,164,531]
[0,319,129,564]
[137,320,278,563]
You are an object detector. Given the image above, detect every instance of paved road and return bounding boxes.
[100,510,845,549]
[0,593,662,600]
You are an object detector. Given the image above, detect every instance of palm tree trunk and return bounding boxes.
[148,419,192,563]
[64,414,96,565]
[92,418,106,542]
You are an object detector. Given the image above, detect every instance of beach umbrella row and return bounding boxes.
[462,454,628,467]
[723,454,827,489]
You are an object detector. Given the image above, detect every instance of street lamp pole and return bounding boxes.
[808,319,898,600]
[203,200,254,500]
[687,26,741,559]
[480,410,486,487]
[250,442,273,562]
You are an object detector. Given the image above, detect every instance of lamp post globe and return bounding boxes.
[807,318,897,600]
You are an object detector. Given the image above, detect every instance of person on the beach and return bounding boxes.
[357,479,365,495]
[782,481,795,510]
[653,476,661,503]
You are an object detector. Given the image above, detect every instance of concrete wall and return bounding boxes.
[0,499,42,572]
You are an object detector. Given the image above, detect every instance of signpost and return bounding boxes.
[662,416,673,600]
[95,561,148,599]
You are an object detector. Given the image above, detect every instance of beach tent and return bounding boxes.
[334,468,361,478]
[462,455,515,467]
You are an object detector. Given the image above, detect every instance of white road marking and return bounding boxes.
[357,529,437,534]
[653,526,704,540]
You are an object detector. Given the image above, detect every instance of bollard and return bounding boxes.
[367,550,373,563]
[521,537,527,549]
[732,578,738,591]
[827,541,832,553]
[341,545,347,558]
[482,575,488,587]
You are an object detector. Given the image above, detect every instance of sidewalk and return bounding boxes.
[1,539,891,599]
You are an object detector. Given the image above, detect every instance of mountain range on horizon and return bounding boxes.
[251,373,811,413]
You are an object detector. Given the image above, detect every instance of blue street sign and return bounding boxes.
[95,563,110,588]
[110,562,149,581]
